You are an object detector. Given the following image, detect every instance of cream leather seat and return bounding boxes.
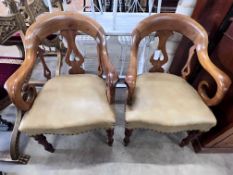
[19,74,115,136]
[126,73,216,133]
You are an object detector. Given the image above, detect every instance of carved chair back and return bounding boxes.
[0,2,27,109]
[126,13,231,106]
[20,0,66,25]
[4,11,118,111]
[20,0,49,25]
[0,0,27,44]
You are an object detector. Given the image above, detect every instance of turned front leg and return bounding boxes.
[179,131,201,147]
[106,129,114,146]
[33,134,55,153]
[123,128,133,146]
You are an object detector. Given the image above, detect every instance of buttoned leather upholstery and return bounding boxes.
[126,73,216,133]
[19,74,115,136]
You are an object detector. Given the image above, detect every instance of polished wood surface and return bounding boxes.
[3,11,118,162]
[125,13,231,107]
[149,30,173,73]
[5,11,118,111]
[170,0,233,78]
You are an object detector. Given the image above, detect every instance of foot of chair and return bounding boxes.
[33,134,55,153]
[10,110,23,160]
[123,128,133,146]
[0,153,30,164]
[106,129,114,146]
[179,131,201,147]
[0,115,13,131]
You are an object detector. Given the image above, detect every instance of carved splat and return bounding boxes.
[181,45,196,80]
[149,30,173,73]
[38,49,51,80]
[97,43,104,77]
[61,30,85,74]
[0,16,20,44]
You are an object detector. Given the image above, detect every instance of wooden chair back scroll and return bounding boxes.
[126,13,231,106]
[4,11,118,111]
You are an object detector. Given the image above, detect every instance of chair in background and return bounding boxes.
[4,11,118,162]
[0,0,30,163]
[0,0,26,130]
[20,0,66,78]
[76,0,110,70]
[3,0,54,80]
[124,13,231,147]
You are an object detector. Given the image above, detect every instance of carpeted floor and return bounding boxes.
[1,33,233,175]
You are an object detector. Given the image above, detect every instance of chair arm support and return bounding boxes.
[125,45,138,105]
[4,49,37,111]
[106,71,118,104]
[100,44,118,104]
[197,50,232,106]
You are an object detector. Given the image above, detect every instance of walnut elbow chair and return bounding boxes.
[124,13,232,147]
[4,11,118,162]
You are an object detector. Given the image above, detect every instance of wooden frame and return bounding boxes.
[4,11,118,162]
[124,13,231,146]
[125,13,231,106]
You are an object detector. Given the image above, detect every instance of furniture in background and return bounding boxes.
[76,0,110,71]
[146,0,179,13]
[170,0,233,152]
[0,0,29,164]
[0,2,26,131]
[192,17,233,153]
[64,0,196,77]
[20,0,65,78]
[117,0,154,76]
[123,13,231,147]
[4,11,118,162]
[192,3,233,153]
[2,0,57,80]
[0,0,65,163]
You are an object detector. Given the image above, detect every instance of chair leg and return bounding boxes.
[10,110,30,164]
[0,115,13,131]
[123,128,133,146]
[33,134,55,153]
[179,131,201,147]
[106,129,114,146]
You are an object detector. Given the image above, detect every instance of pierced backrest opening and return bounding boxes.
[24,11,108,76]
[131,13,208,77]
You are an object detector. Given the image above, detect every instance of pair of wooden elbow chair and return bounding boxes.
[4,11,231,163]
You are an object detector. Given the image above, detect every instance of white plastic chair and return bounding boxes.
[117,0,157,76]
[76,0,110,70]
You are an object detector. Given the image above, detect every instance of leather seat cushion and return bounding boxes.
[19,74,115,136]
[126,73,216,133]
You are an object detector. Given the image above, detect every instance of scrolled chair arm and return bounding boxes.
[99,42,118,104]
[4,47,38,112]
[125,33,140,105]
[125,52,137,105]
[197,49,231,106]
